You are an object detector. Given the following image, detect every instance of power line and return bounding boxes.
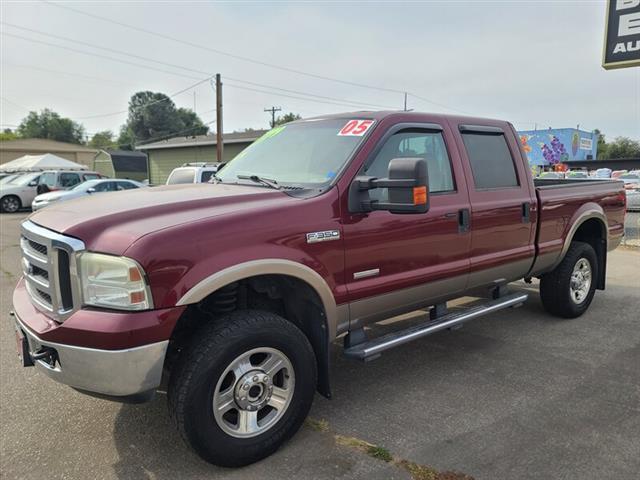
[1,62,133,87]
[44,0,405,96]
[136,119,216,147]
[1,32,202,81]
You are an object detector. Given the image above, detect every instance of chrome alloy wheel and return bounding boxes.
[212,347,295,438]
[570,258,592,305]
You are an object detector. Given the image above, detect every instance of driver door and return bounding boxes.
[342,123,472,328]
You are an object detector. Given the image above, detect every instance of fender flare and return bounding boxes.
[175,258,341,341]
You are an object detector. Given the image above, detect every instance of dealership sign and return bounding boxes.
[603,0,640,69]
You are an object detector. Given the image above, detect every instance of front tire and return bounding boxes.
[540,241,598,318]
[1,195,21,213]
[168,310,317,467]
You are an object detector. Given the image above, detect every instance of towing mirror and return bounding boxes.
[348,157,429,214]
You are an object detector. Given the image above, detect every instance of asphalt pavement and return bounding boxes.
[1,212,639,480]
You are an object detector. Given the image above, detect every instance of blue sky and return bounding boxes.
[1,1,638,141]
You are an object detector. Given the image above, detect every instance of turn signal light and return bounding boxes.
[413,186,428,205]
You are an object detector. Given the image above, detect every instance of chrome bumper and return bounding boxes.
[14,312,168,398]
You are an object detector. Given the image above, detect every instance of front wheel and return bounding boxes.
[168,310,317,467]
[540,241,598,318]
[1,195,21,213]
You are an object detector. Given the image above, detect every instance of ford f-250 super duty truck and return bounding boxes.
[11,111,626,467]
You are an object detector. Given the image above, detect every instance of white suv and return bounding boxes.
[166,163,223,185]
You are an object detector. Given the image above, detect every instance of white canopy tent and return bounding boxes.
[0,153,88,172]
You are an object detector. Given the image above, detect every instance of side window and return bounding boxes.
[461,132,519,189]
[200,171,215,183]
[59,173,81,188]
[92,182,113,192]
[83,173,100,181]
[116,181,137,190]
[40,172,55,187]
[364,130,455,201]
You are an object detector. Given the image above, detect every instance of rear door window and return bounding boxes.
[200,171,216,183]
[460,132,519,189]
[59,172,81,188]
[116,181,137,190]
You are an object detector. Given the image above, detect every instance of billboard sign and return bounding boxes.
[518,129,598,166]
[603,0,640,69]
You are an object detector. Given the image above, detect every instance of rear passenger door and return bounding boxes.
[453,124,536,288]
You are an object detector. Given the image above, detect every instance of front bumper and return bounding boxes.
[12,278,185,399]
[14,310,168,398]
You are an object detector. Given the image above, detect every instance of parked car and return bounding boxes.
[611,170,628,179]
[166,162,223,185]
[618,173,640,212]
[32,178,144,211]
[36,170,104,194]
[538,171,563,179]
[566,170,589,179]
[0,173,23,184]
[0,172,41,213]
[594,168,612,178]
[12,112,626,467]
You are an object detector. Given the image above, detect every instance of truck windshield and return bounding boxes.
[217,119,372,188]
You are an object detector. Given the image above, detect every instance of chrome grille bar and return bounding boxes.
[20,221,85,322]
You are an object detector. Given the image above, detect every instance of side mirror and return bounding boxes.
[28,181,38,187]
[348,157,429,214]
[86,187,96,194]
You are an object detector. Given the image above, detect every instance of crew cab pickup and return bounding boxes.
[11,112,626,467]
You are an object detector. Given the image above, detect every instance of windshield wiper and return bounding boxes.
[237,174,281,190]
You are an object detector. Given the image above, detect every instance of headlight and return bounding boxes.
[79,252,153,310]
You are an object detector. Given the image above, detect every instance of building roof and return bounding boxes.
[0,138,98,153]
[135,130,268,151]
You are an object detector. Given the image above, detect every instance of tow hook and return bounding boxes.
[31,347,58,368]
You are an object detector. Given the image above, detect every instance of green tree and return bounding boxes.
[605,137,640,159]
[89,130,117,150]
[594,129,608,159]
[273,112,301,127]
[0,129,18,141]
[119,91,208,148]
[16,109,85,144]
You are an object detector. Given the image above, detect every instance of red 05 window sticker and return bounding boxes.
[338,119,375,136]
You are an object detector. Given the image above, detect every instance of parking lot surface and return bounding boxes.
[1,211,639,480]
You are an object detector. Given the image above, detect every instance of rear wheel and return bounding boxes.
[540,241,598,318]
[168,310,317,467]
[0,195,21,213]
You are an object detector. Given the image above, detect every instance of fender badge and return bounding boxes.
[306,230,340,244]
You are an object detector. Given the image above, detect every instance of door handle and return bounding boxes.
[522,202,531,223]
[443,212,457,218]
[458,208,470,233]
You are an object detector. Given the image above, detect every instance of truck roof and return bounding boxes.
[294,110,510,127]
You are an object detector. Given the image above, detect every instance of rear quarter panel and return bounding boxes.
[530,179,626,275]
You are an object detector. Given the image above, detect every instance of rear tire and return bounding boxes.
[540,241,598,318]
[0,195,21,213]
[168,310,317,467]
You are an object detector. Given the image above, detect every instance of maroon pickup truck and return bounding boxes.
[12,112,626,466]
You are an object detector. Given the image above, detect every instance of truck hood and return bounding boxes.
[29,183,289,255]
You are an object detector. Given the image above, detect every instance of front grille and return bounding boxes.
[20,221,85,322]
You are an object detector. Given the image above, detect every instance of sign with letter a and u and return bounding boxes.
[603,0,640,69]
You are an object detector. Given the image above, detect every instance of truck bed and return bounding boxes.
[530,178,626,276]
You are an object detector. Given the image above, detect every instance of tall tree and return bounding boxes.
[17,109,85,144]
[118,91,208,148]
[89,130,117,150]
[273,112,301,127]
[605,137,640,159]
[593,129,608,160]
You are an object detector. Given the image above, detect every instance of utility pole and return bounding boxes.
[403,92,408,111]
[216,74,223,163]
[264,106,282,128]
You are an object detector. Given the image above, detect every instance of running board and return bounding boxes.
[344,292,528,361]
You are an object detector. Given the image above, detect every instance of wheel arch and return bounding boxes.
[559,208,608,290]
[172,259,345,398]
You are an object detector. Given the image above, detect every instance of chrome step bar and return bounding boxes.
[344,292,528,361]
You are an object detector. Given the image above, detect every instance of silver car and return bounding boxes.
[32,179,144,211]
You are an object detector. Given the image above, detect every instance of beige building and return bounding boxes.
[136,130,267,185]
[0,138,98,168]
